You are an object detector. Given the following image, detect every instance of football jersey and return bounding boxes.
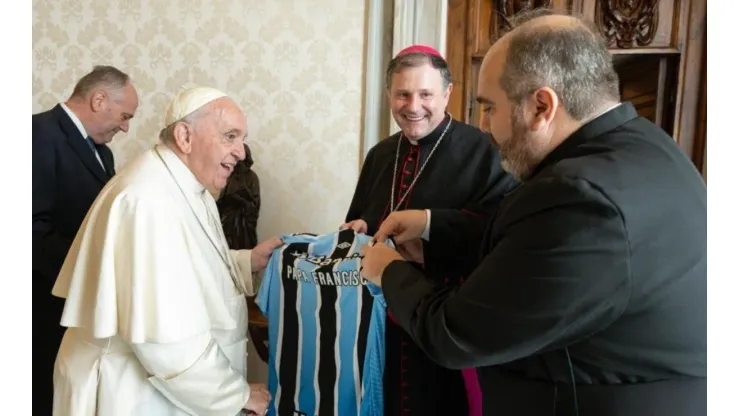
[256,229,390,416]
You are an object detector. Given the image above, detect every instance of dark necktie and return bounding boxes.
[86,136,109,175]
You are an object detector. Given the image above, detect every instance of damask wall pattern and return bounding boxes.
[32,0,367,240]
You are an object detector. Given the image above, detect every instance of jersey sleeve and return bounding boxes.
[359,235,391,416]
[364,235,393,303]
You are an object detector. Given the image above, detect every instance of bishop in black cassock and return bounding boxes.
[344,44,518,416]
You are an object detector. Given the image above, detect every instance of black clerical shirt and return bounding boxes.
[380,103,707,416]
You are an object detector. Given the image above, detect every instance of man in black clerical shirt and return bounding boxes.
[342,45,517,415]
[361,9,707,416]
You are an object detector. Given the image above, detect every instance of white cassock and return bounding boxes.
[51,143,256,416]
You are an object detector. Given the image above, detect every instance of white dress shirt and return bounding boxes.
[59,102,105,169]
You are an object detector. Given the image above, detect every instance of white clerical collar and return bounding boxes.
[406,113,452,145]
[60,102,89,139]
[407,127,433,145]
[154,143,205,194]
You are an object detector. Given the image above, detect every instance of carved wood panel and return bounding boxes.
[597,0,659,48]
[496,0,554,34]
[473,0,574,57]
[445,0,705,170]
[594,0,678,49]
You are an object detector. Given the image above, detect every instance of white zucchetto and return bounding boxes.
[164,86,228,126]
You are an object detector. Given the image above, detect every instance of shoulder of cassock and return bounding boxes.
[51,147,238,344]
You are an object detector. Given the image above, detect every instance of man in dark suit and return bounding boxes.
[360,9,707,416]
[33,65,138,411]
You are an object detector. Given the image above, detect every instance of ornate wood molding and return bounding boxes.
[493,0,581,37]
[499,0,554,17]
[598,0,660,49]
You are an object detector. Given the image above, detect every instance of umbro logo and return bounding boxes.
[337,242,351,249]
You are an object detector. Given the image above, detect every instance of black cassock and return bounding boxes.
[380,103,707,416]
[345,113,518,415]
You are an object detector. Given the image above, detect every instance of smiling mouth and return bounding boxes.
[404,114,426,122]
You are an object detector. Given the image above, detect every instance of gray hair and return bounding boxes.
[385,52,452,90]
[498,8,620,121]
[71,65,131,100]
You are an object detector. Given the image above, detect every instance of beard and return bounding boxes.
[498,106,547,181]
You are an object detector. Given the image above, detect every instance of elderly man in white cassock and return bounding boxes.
[50,86,282,416]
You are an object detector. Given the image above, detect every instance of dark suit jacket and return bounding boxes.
[32,104,116,407]
[33,104,115,286]
[382,103,707,416]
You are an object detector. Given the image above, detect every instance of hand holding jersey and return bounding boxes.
[361,210,428,286]
[251,236,284,270]
[244,383,271,415]
[396,237,424,265]
[339,218,368,234]
[372,209,428,245]
[345,216,423,270]
[359,243,403,287]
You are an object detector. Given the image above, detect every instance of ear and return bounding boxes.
[530,87,559,131]
[442,82,453,105]
[90,90,107,113]
[172,122,193,154]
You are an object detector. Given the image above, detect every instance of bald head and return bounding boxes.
[482,8,620,122]
[66,65,139,144]
[508,10,586,32]
[475,8,620,181]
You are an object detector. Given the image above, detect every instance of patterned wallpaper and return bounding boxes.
[32,0,367,241]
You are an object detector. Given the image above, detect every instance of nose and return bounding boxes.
[407,94,422,112]
[119,120,130,133]
[234,142,246,161]
[479,113,489,132]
